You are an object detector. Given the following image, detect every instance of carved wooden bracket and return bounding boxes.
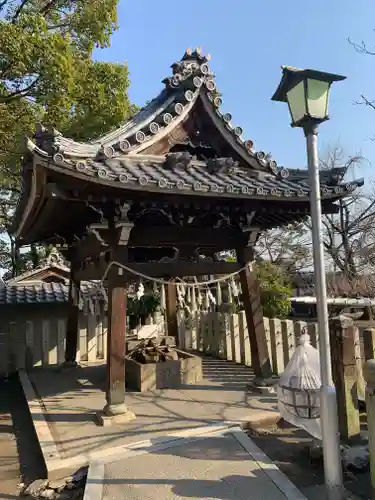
[115,204,134,246]
[88,223,109,246]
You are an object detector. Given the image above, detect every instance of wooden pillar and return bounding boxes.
[165,282,178,344]
[96,208,135,424]
[238,249,272,381]
[64,266,80,365]
[96,268,135,425]
[329,315,360,442]
[105,273,127,410]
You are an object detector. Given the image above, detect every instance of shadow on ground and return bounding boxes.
[0,374,46,499]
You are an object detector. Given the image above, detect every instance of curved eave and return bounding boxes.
[22,49,361,194]
[12,160,48,239]
[26,50,285,177]
[28,153,363,205]
[90,89,176,148]
[26,89,200,164]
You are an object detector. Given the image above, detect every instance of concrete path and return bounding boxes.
[0,379,20,499]
[84,426,307,500]
[24,357,279,474]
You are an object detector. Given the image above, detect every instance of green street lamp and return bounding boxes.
[272,66,346,500]
[272,66,346,129]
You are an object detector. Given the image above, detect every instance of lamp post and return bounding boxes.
[272,66,346,500]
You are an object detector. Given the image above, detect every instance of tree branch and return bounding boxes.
[348,37,375,56]
[40,0,59,15]
[11,0,33,23]
[355,94,375,111]
[0,76,40,102]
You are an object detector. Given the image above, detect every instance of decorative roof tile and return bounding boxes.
[26,47,285,174]
[0,282,97,306]
[49,153,363,202]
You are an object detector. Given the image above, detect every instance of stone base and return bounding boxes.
[126,349,203,392]
[95,407,136,427]
[59,360,80,370]
[247,376,278,395]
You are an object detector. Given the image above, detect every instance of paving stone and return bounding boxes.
[40,489,57,499]
[49,479,67,490]
[24,479,49,495]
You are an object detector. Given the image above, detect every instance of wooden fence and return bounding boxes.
[0,313,108,375]
[0,309,367,379]
[0,311,165,376]
[178,312,366,378]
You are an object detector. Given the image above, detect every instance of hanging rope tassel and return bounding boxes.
[191,286,197,312]
[216,282,222,306]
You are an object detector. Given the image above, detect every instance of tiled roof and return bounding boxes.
[28,47,349,183]
[27,47,279,174]
[45,153,362,201]
[0,282,97,306]
[6,263,70,285]
[23,46,363,202]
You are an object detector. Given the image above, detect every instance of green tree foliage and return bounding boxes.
[256,260,292,318]
[127,294,161,329]
[0,0,136,275]
[225,254,292,318]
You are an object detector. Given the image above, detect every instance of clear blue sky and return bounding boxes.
[95,0,375,181]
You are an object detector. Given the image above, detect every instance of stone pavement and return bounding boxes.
[24,357,279,474]
[0,379,20,499]
[84,425,307,500]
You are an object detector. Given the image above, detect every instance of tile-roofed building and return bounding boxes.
[0,281,98,306]
[11,47,363,247]
[9,46,365,404]
[2,248,100,306]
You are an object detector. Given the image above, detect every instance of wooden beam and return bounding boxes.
[128,225,242,249]
[238,252,273,380]
[72,225,244,261]
[71,232,108,263]
[76,261,242,282]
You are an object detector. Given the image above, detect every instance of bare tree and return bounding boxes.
[256,145,375,296]
[319,145,375,283]
[348,36,375,117]
[255,222,312,274]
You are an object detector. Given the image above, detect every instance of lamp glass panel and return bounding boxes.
[307,79,330,119]
[286,81,307,124]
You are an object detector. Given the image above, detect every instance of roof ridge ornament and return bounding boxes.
[207,157,239,174]
[161,49,283,176]
[45,247,65,266]
[34,123,62,155]
[24,49,350,183]
[165,151,196,170]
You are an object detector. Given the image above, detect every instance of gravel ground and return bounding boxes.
[0,374,46,499]
[248,420,371,500]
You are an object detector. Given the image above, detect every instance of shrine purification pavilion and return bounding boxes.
[11,47,363,423]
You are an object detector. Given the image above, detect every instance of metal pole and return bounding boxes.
[304,123,343,500]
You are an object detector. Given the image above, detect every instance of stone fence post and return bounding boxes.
[364,328,375,361]
[329,315,360,442]
[363,360,375,499]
